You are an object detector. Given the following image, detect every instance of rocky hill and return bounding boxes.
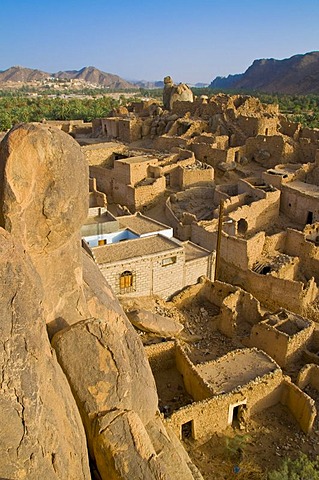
[53,66,136,89]
[210,51,319,94]
[0,65,50,82]
[0,65,136,89]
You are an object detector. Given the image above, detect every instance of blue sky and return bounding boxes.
[1,0,318,84]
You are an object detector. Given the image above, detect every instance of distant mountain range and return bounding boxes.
[0,65,136,89]
[210,51,319,94]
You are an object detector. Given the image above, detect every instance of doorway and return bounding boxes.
[228,401,247,426]
[306,211,313,225]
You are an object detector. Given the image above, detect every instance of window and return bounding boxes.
[98,239,107,246]
[161,256,177,267]
[119,271,135,293]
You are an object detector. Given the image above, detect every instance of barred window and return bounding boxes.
[119,271,135,293]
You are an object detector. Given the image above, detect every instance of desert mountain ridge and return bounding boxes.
[210,51,319,94]
[0,65,136,89]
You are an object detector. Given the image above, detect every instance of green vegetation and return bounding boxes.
[0,93,121,131]
[1,85,319,132]
[268,453,319,480]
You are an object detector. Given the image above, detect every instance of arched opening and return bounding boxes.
[119,271,135,293]
[237,218,248,235]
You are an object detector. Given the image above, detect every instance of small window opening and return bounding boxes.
[181,420,193,440]
[260,265,271,275]
[265,128,269,135]
[237,218,248,235]
[162,256,177,267]
[98,239,106,246]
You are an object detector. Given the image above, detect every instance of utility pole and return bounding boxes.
[214,200,224,281]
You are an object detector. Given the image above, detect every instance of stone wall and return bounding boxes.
[297,364,319,391]
[228,268,318,315]
[249,320,314,367]
[192,143,228,167]
[166,369,283,442]
[176,165,214,189]
[99,248,184,299]
[146,341,176,373]
[218,288,262,337]
[175,344,214,401]
[89,165,113,198]
[132,177,166,211]
[184,255,214,286]
[228,190,281,233]
[281,380,316,434]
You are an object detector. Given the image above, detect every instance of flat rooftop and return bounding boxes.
[184,241,210,261]
[117,155,157,165]
[118,214,170,235]
[93,234,182,264]
[284,180,319,198]
[82,142,122,152]
[196,348,278,395]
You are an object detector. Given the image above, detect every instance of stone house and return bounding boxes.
[82,212,214,299]
[247,310,315,368]
[146,341,315,442]
[93,235,213,299]
[89,149,214,212]
[281,180,319,225]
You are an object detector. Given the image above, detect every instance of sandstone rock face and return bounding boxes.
[0,228,90,480]
[0,123,90,336]
[163,76,194,110]
[127,308,184,337]
[0,123,201,480]
[52,316,158,431]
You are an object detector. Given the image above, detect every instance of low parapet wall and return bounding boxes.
[145,341,175,373]
[297,364,319,391]
[175,343,213,402]
[281,379,316,434]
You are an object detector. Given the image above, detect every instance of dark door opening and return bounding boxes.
[181,420,193,440]
[230,403,247,428]
[232,405,240,426]
[306,211,313,225]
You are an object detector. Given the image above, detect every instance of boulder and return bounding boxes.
[127,308,184,337]
[0,228,90,480]
[93,411,170,480]
[0,123,90,337]
[163,76,193,110]
[52,316,158,431]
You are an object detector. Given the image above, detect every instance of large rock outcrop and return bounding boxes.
[163,76,194,110]
[0,123,202,480]
[0,228,91,479]
[0,123,90,337]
